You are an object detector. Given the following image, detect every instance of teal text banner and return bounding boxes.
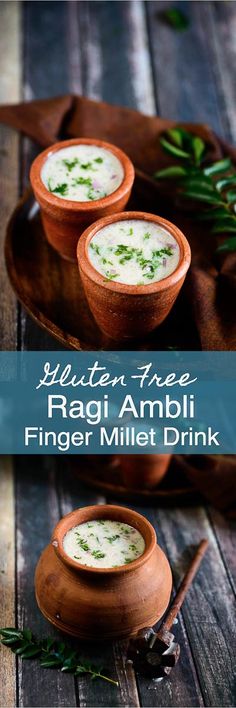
[0,351,235,454]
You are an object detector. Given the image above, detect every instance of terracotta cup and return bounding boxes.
[35,504,172,640]
[30,138,135,262]
[77,211,191,340]
[120,454,172,490]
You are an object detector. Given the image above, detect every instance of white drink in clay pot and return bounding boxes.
[63,519,145,568]
[88,219,180,285]
[41,145,124,202]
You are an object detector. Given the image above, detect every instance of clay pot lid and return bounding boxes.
[30,137,135,212]
[77,210,191,294]
[51,504,157,575]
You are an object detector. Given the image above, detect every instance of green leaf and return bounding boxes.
[181,178,216,193]
[226,190,236,204]
[183,190,224,205]
[40,657,62,668]
[165,128,184,147]
[212,223,236,234]
[61,653,77,672]
[159,137,191,159]
[192,136,205,164]
[45,638,55,652]
[0,628,22,638]
[20,646,42,659]
[75,664,87,675]
[58,642,66,654]
[204,158,232,176]
[212,215,236,227]
[215,176,236,191]
[1,637,21,646]
[0,627,117,687]
[197,208,230,221]
[15,642,32,655]
[217,237,236,252]
[154,165,187,179]
[162,7,189,30]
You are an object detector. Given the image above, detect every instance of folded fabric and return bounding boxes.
[175,455,236,518]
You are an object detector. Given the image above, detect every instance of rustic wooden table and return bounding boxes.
[0,2,236,707]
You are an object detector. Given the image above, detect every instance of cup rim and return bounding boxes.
[77,210,191,294]
[30,137,135,211]
[51,504,157,575]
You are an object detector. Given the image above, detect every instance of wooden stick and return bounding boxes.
[162,539,209,632]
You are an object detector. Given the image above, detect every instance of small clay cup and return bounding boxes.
[35,504,172,640]
[120,454,172,490]
[77,211,191,340]
[30,138,135,261]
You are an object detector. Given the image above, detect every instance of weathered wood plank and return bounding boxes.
[210,1,236,143]
[154,505,236,707]
[111,500,204,708]
[0,1,21,350]
[146,1,225,133]
[207,506,236,596]
[20,0,69,350]
[0,456,16,708]
[15,456,77,707]
[77,0,155,113]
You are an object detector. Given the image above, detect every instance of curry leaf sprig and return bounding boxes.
[154,127,236,252]
[0,628,118,686]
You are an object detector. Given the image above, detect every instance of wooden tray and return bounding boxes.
[70,457,199,504]
[5,176,200,351]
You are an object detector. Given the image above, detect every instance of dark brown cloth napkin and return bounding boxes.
[176,455,236,518]
[0,95,235,515]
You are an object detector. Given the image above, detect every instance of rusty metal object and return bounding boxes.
[128,539,209,679]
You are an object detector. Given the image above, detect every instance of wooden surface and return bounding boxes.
[0,2,236,707]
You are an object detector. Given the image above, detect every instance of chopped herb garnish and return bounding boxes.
[75,536,90,552]
[105,535,120,544]
[80,162,93,170]
[153,247,173,257]
[62,158,79,172]
[90,242,101,255]
[94,157,103,163]
[48,180,68,196]
[92,550,106,560]
[72,176,92,187]
[87,187,97,200]
[104,272,119,281]
[121,527,131,536]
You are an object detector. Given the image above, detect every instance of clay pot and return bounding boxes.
[77,211,191,340]
[35,504,172,640]
[120,454,172,490]
[30,138,135,262]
